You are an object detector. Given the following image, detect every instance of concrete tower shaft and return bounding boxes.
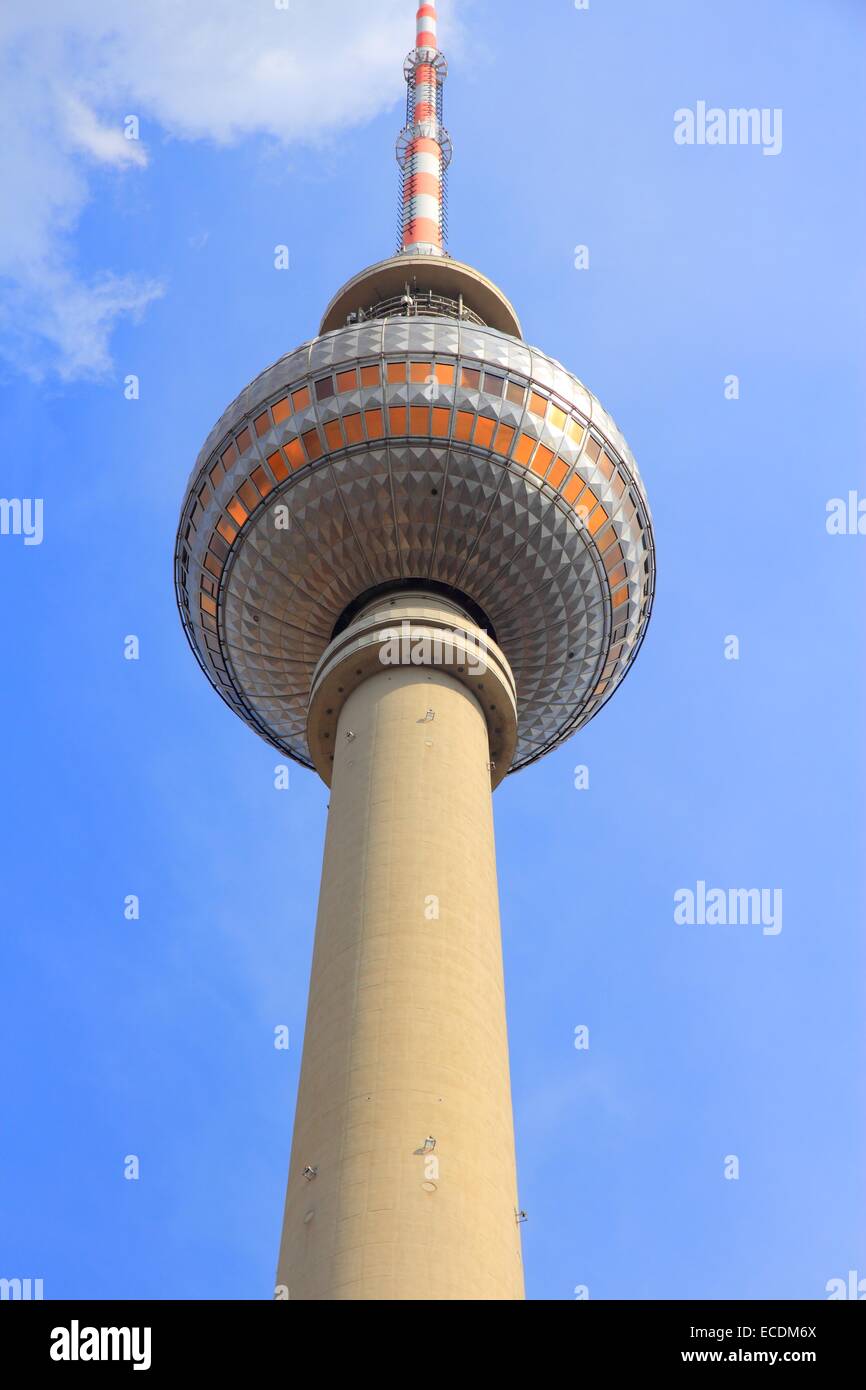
[277,593,524,1300]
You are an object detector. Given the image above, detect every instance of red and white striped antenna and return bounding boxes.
[397,3,452,256]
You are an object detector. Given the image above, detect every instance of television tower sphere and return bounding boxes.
[175,2,654,1301]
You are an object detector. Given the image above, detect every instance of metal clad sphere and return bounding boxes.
[175,317,655,775]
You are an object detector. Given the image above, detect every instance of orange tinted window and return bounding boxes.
[588,504,609,535]
[209,462,224,488]
[461,367,480,389]
[284,438,305,470]
[474,416,495,448]
[513,433,536,466]
[548,459,568,489]
[324,420,344,449]
[410,362,430,383]
[267,449,289,482]
[227,498,248,526]
[576,486,597,518]
[387,361,406,383]
[431,408,450,436]
[302,429,323,460]
[528,391,547,417]
[216,516,238,543]
[251,466,273,497]
[236,427,252,454]
[336,369,357,393]
[360,365,379,388]
[409,406,429,433]
[364,408,384,438]
[343,413,364,443]
[238,480,259,511]
[389,406,407,433]
[563,474,585,504]
[271,397,291,425]
[569,420,584,446]
[531,444,555,476]
[492,424,515,455]
[455,410,474,441]
[549,406,567,431]
[221,442,238,468]
[200,593,217,617]
[254,412,270,437]
[292,386,311,411]
[612,585,629,608]
[434,363,455,386]
[595,524,616,551]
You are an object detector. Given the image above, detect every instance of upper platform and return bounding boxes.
[320,255,523,339]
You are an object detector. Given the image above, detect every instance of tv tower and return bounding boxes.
[175,2,654,1301]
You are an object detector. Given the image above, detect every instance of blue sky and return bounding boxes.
[1,0,864,1300]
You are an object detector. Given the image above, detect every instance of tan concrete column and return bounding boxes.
[276,592,524,1300]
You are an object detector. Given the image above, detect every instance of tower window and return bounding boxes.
[483,372,504,396]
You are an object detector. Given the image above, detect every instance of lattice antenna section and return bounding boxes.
[396,4,451,255]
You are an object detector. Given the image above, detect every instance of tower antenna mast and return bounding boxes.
[397,4,452,255]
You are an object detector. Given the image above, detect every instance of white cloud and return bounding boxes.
[0,269,165,382]
[63,95,148,168]
[0,0,458,382]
